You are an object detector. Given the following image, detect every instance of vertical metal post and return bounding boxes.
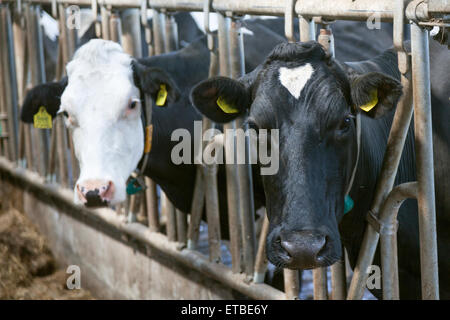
[284,269,300,299]
[410,22,439,300]
[162,191,177,241]
[25,5,47,176]
[230,15,256,278]
[218,12,243,274]
[55,3,70,187]
[100,4,111,40]
[330,252,347,299]
[121,8,142,58]
[0,5,19,162]
[203,160,222,262]
[313,267,329,300]
[347,21,414,300]
[253,213,269,283]
[145,177,160,231]
[109,11,122,44]
[151,9,165,55]
[164,13,179,52]
[299,16,315,42]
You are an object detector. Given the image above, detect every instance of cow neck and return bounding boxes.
[343,112,361,214]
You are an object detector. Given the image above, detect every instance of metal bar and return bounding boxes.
[162,191,177,241]
[55,3,70,187]
[203,160,222,262]
[100,4,111,40]
[313,267,328,300]
[187,167,205,249]
[109,11,122,43]
[164,13,179,52]
[121,8,142,57]
[331,255,347,300]
[410,22,439,300]
[378,182,418,300]
[151,9,165,55]
[298,15,315,42]
[3,6,19,161]
[218,12,243,274]
[145,177,160,232]
[1,0,448,21]
[347,30,414,301]
[253,213,269,283]
[284,269,299,300]
[284,0,295,43]
[176,209,187,245]
[186,38,218,249]
[0,6,10,159]
[230,16,256,278]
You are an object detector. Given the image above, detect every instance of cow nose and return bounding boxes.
[77,179,114,207]
[279,230,329,270]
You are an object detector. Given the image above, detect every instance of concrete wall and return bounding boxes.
[1,179,234,299]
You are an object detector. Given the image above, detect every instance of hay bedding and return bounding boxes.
[0,207,93,299]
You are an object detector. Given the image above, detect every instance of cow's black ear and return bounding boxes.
[190,76,251,123]
[350,72,402,118]
[132,61,180,107]
[20,77,68,123]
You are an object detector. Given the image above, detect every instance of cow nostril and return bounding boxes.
[316,235,330,262]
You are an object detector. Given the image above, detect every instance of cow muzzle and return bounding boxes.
[269,229,339,270]
[76,179,115,207]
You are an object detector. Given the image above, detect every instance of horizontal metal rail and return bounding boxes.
[1,0,448,22]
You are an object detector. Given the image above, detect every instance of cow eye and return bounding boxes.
[339,115,354,132]
[246,119,259,131]
[59,110,69,118]
[129,101,139,110]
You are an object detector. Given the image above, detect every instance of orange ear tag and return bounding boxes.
[144,124,153,153]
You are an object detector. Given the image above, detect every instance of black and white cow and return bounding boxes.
[190,40,449,299]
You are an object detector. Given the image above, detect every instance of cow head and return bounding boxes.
[21,39,179,207]
[191,42,402,270]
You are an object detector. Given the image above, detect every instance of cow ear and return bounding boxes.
[350,72,403,118]
[190,76,251,123]
[132,61,180,107]
[20,77,68,123]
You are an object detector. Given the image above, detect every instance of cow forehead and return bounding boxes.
[278,63,314,99]
[61,73,139,119]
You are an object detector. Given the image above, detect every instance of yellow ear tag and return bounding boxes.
[33,106,52,129]
[217,96,239,114]
[144,124,153,153]
[156,84,168,106]
[359,89,378,112]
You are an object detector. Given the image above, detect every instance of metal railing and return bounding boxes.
[0,0,447,300]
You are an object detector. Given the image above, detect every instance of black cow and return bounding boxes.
[190,40,449,299]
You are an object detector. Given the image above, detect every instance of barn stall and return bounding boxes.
[0,0,447,300]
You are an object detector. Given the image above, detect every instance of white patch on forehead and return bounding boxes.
[278,63,314,99]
